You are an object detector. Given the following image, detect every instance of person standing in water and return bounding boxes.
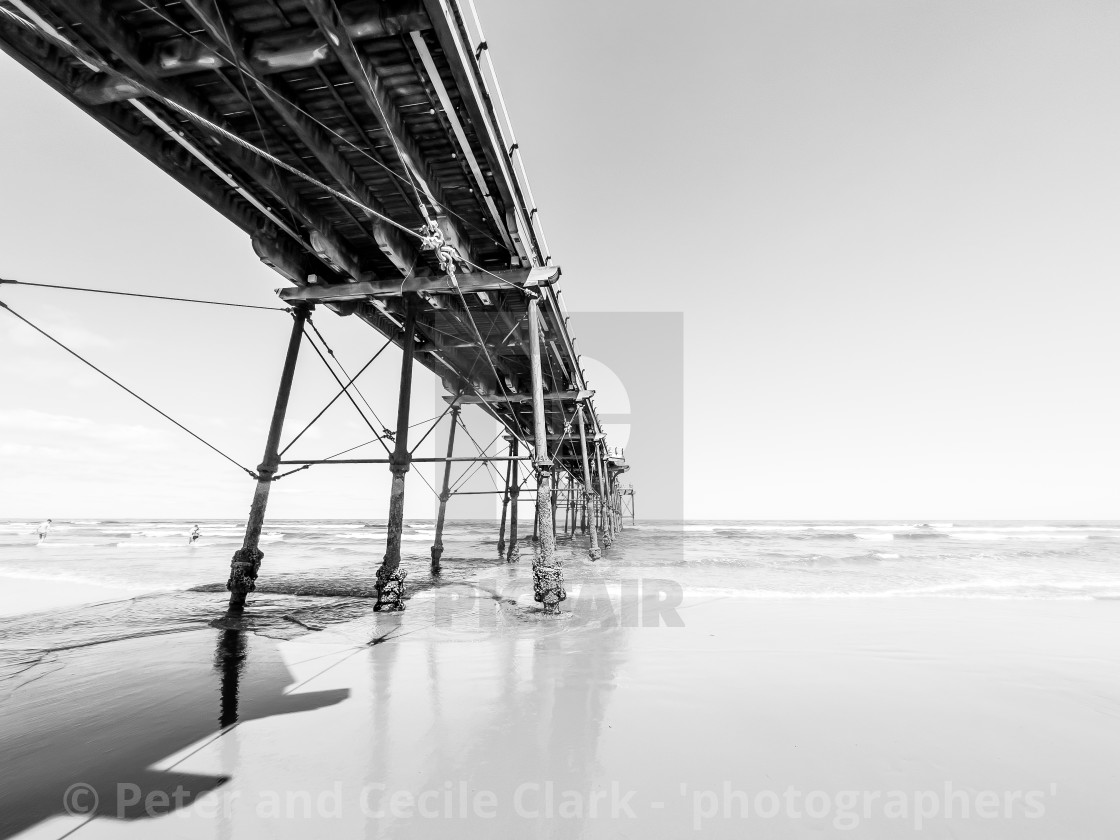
[37,519,52,544]
[189,524,201,546]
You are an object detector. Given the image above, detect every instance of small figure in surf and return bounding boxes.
[189,524,201,546]
[37,519,52,544]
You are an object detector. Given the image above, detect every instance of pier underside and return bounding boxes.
[0,0,629,613]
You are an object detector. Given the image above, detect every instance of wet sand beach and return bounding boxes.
[3,574,1118,839]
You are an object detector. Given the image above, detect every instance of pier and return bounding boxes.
[0,0,630,615]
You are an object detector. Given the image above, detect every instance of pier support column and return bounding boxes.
[550,466,559,537]
[609,476,618,537]
[497,438,514,558]
[227,305,310,613]
[597,445,613,549]
[612,481,621,536]
[577,402,601,560]
[528,294,563,613]
[565,478,574,537]
[506,466,521,563]
[375,302,417,612]
[430,405,460,575]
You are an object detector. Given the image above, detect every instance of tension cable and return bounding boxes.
[0,277,286,311]
[0,299,258,478]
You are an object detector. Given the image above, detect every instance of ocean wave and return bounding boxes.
[113,541,202,548]
[948,533,1090,542]
[683,580,1120,600]
[334,529,437,541]
[629,522,1120,536]
[952,525,1120,532]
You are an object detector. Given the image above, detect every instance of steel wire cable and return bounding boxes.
[0,298,257,478]
[0,277,286,311]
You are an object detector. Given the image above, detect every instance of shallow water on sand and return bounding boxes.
[1,521,1119,838]
[1,519,1118,663]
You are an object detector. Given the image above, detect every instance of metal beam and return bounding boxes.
[180,0,419,275]
[151,1,431,78]
[278,264,558,302]
[443,388,592,405]
[279,456,531,465]
[408,25,516,257]
[301,0,475,266]
[418,0,540,263]
[41,0,369,283]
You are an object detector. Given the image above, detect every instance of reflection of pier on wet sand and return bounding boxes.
[3,583,1117,838]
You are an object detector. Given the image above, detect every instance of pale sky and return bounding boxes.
[2,0,1119,520]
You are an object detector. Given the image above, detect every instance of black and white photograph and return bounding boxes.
[1,0,1117,837]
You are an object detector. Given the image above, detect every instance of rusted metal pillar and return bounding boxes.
[430,404,460,575]
[568,480,576,536]
[612,478,621,535]
[605,459,613,539]
[506,438,521,562]
[609,471,618,536]
[375,301,417,611]
[560,473,568,537]
[227,304,310,613]
[597,444,613,549]
[528,295,563,613]
[611,475,620,537]
[577,402,601,560]
[497,438,514,558]
[580,485,587,534]
[565,477,574,537]
[590,456,599,534]
[550,465,559,537]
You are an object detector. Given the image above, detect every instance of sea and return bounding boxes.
[1,519,1118,662]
